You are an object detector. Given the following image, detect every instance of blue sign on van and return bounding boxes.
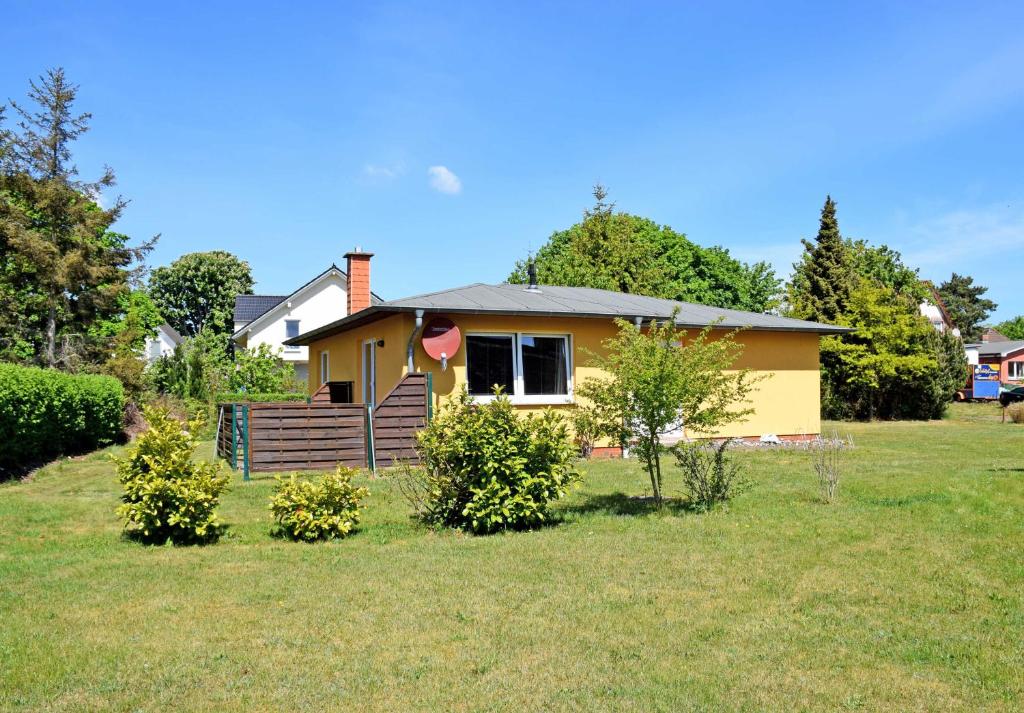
[973,364,1000,399]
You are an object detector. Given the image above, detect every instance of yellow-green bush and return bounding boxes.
[115,406,229,544]
[270,466,369,541]
[0,364,124,477]
[397,388,580,534]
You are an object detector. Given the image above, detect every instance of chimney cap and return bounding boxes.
[344,248,374,259]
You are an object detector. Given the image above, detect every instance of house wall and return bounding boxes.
[145,327,179,365]
[238,273,348,368]
[982,351,1024,382]
[307,312,823,440]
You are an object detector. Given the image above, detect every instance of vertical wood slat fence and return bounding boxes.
[216,372,430,476]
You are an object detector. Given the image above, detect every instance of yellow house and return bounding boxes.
[287,252,848,454]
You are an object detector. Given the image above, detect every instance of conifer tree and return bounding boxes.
[788,195,853,322]
[937,273,997,342]
[0,68,153,367]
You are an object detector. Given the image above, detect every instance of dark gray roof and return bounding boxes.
[287,282,850,345]
[971,340,1024,357]
[234,295,287,324]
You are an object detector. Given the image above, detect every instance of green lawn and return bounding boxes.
[1,403,1022,712]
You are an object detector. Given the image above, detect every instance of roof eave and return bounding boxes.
[286,304,852,344]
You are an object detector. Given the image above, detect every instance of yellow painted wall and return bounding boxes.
[307,312,821,438]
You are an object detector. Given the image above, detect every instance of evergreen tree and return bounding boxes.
[787,195,853,322]
[0,68,153,367]
[509,185,781,313]
[936,273,997,342]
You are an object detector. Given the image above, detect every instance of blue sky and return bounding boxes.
[3,1,1022,321]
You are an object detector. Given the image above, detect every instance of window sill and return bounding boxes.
[470,394,574,406]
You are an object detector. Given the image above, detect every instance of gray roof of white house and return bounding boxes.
[232,264,386,331]
[234,295,288,324]
[971,339,1024,357]
[287,282,850,345]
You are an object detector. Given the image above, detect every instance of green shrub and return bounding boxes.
[396,388,580,534]
[673,440,747,511]
[0,363,125,477]
[269,466,369,541]
[115,406,229,544]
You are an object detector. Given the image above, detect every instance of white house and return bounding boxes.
[919,283,960,337]
[231,264,380,384]
[145,323,182,365]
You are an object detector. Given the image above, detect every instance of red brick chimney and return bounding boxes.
[344,248,373,315]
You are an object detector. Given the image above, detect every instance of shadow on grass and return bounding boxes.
[561,491,692,517]
[990,467,1024,473]
[121,526,229,547]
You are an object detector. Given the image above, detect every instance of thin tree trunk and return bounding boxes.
[646,434,662,504]
[45,303,57,368]
[653,437,663,505]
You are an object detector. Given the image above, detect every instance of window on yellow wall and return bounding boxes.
[466,333,571,402]
[320,351,329,384]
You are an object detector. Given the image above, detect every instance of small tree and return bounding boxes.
[229,343,299,394]
[578,312,760,504]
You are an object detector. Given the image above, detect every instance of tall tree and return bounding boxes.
[149,251,254,339]
[787,195,853,322]
[0,68,152,367]
[936,273,997,342]
[509,185,781,313]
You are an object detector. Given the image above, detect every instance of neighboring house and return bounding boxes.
[286,252,850,453]
[979,327,1009,343]
[231,260,382,384]
[144,323,182,365]
[919,282,960,336]
[968,338,1024,384]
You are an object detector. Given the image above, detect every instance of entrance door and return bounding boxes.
[362,340,377,408]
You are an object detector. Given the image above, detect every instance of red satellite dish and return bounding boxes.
[422,318,461,361]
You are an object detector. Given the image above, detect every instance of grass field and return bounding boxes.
[1,402,1022,711]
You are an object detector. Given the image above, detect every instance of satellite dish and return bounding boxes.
[422,318,460,371]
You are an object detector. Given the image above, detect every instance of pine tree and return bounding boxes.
[936,273,997,342]
[788,195,853,322]
[0,68,152,367]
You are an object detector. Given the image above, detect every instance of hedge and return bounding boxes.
[0,364,125,476]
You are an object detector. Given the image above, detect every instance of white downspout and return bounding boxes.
[407,309,425,373]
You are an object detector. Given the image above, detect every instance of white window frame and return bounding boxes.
[319,350,330,385]
[466,332,573,405]
[284,319,301,351]
[362,339,377,408]
[1009,361,1023,380]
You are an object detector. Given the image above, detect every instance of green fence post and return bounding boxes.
[230,404,238,470]
[426,372,433,423]
[365,403,376,474]
[242,404,250,482]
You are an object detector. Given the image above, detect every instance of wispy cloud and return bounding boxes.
[362,162,404,182]
[896,202,1024,271]
[427,165,461,195]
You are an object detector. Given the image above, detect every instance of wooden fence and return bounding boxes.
[216,372,430,476]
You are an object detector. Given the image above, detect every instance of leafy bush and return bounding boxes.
[0,364,124,477]
[673,440,747,511]
[115,406,229,544]
[269,466,369,541]
[229,343,302,394]
[396,388,580,534]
